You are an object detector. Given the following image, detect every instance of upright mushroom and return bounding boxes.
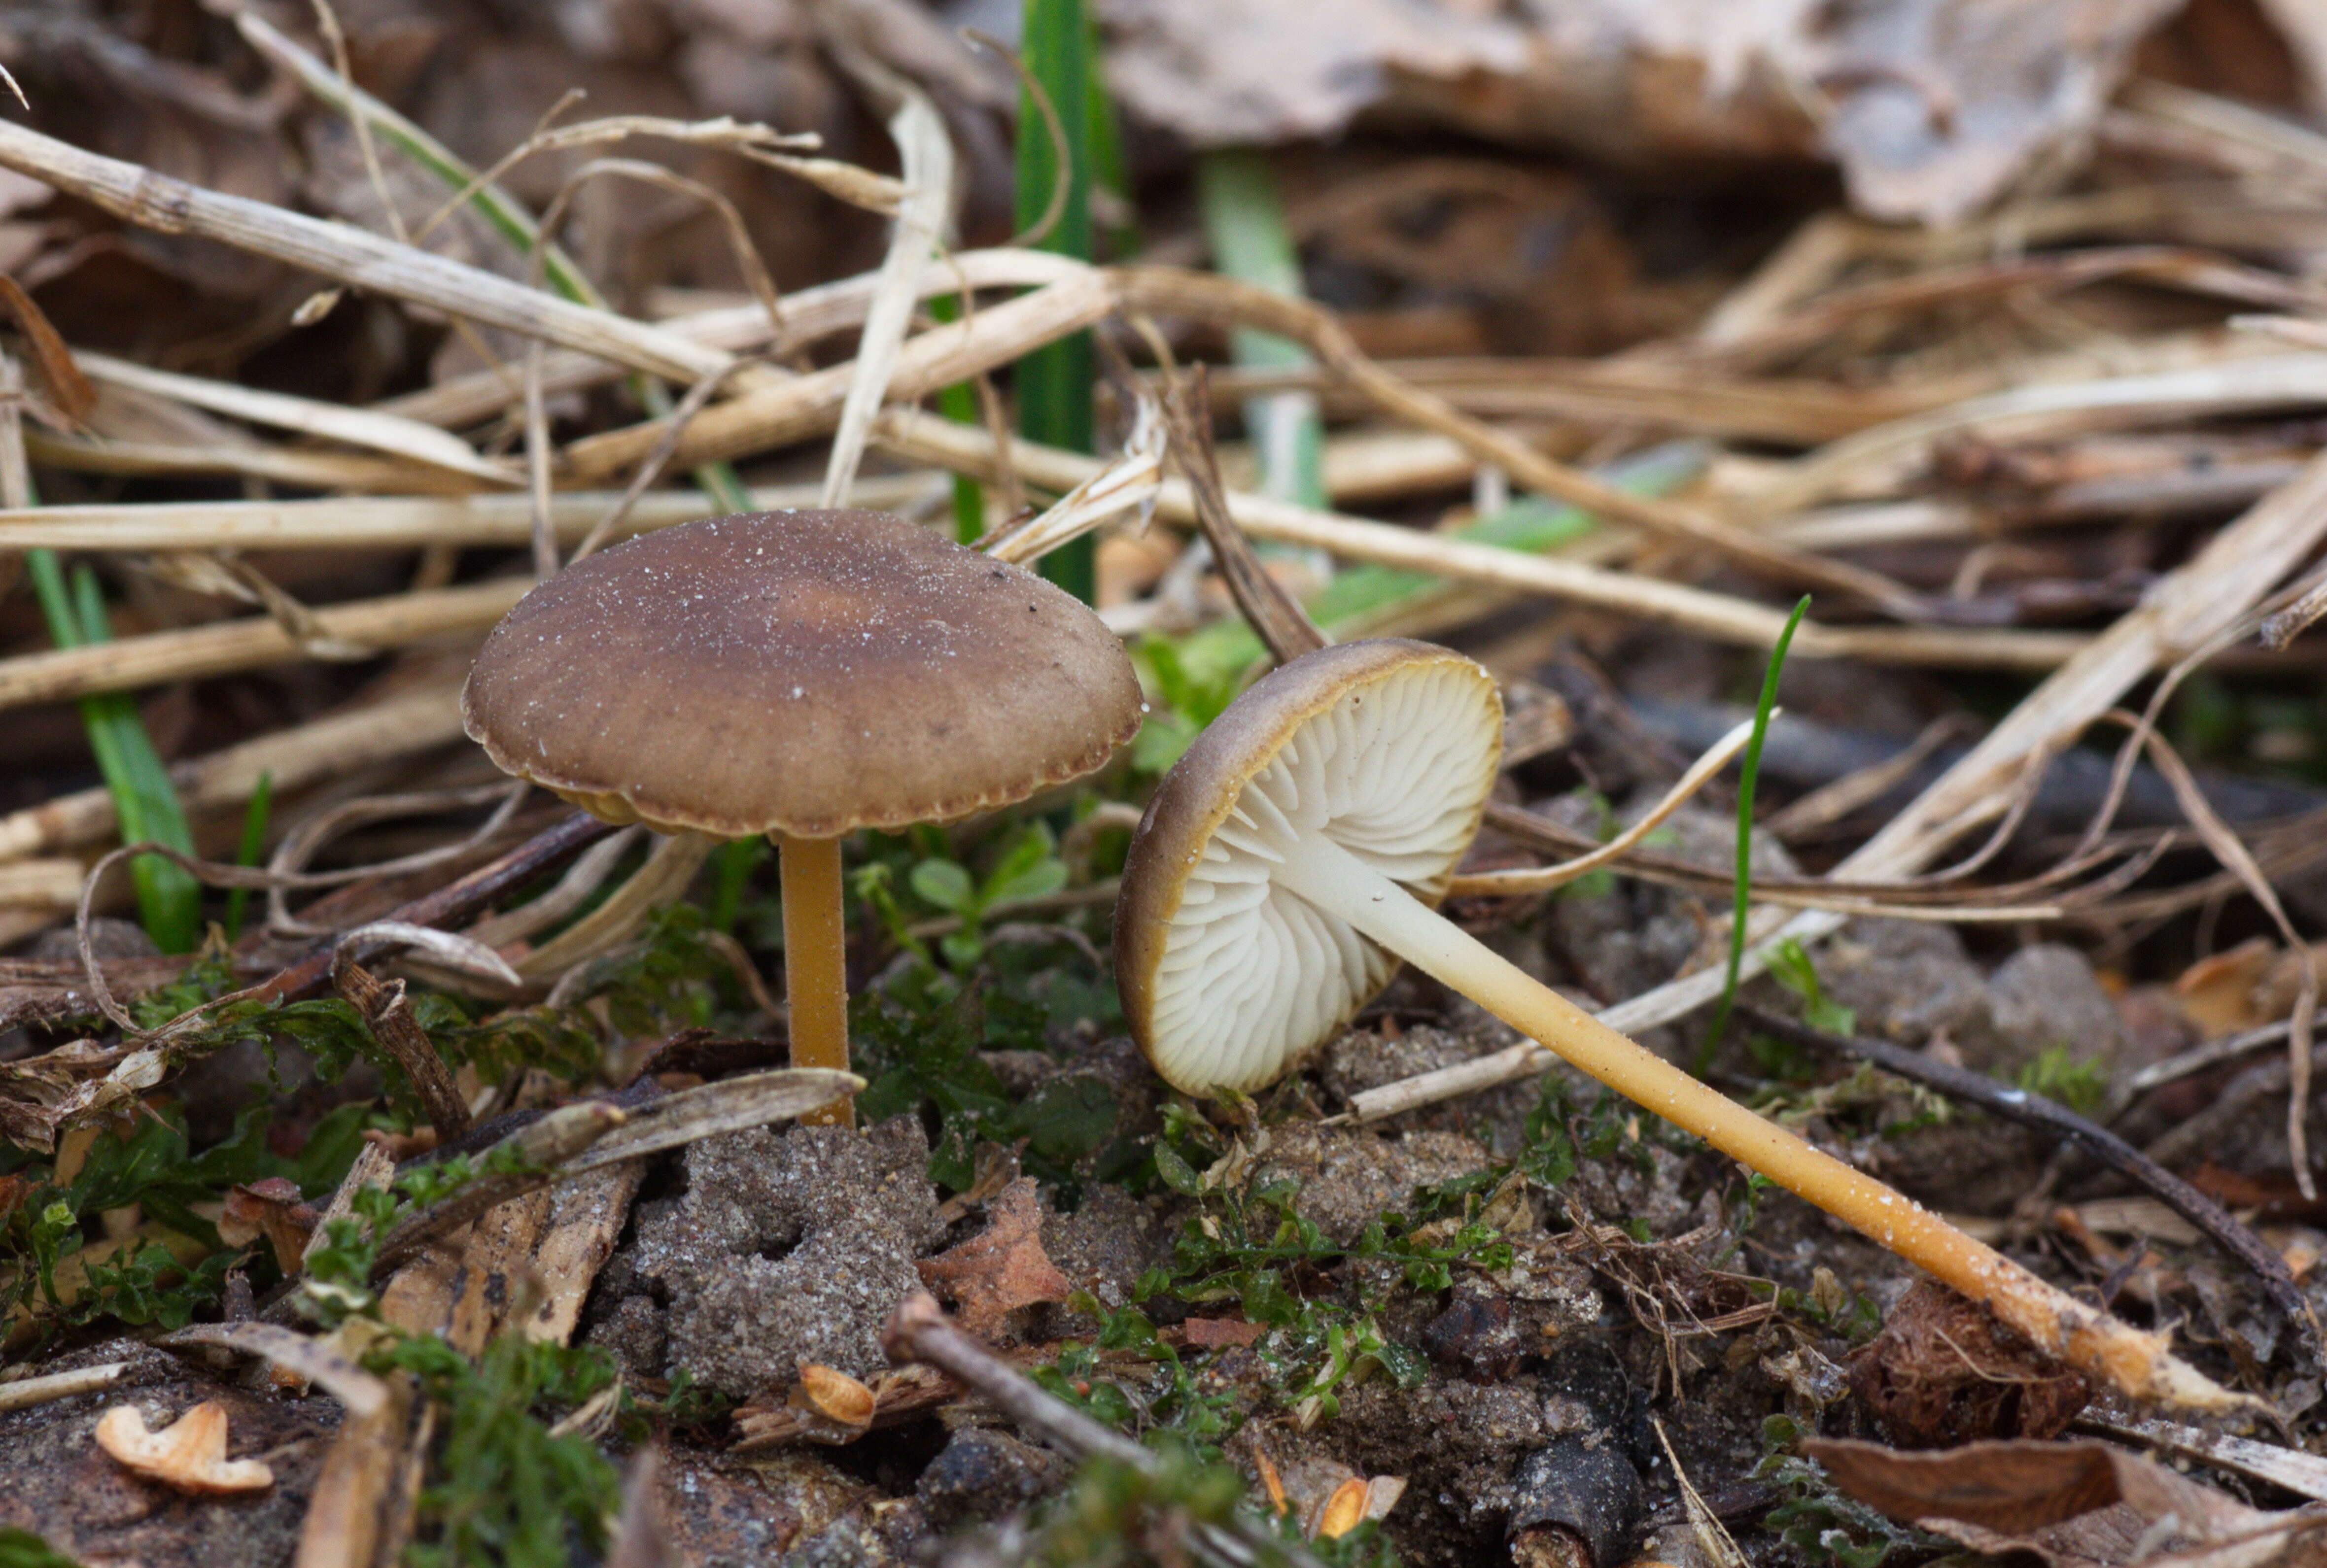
[1116,638,2237,1411]
[465,509,1144,1122]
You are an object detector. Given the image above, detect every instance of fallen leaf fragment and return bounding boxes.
[95,1400,275,1495]
[1805,1437,2327,1568]
[1177,1316,1264,1350]
[794,1363,875,1429]
[1315,1477,1369,1540]
[913,1177,1069,1338]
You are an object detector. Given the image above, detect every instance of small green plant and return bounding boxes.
[1140,1125,1513,1426]
[2015,1045,2108,1116]
[852,963,1121,1190]
[907,822,1071,970]
[1017,0,1100,601]
[385,1330,620,1568]
[1700,594,1812,1072]
[1756,1416,1946,1568]
[0,1099,370,1334]
[221,770,273,942]
[1130,636,1244,775]
[0,1527,82,1568]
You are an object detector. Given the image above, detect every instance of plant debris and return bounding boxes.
[93,1398,276,1496]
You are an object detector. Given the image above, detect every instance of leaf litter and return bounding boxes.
[9,0,2327,1565]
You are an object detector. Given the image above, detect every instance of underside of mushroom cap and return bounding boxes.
[461,510,1146,838]
[1116,640,1504,1096]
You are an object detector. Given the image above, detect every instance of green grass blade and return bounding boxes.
[1696,594,1813,1073]
[27,551,202,952]
[223,771,273,942]
[1196,150,1324,511]
[1018,0,1098,601]
[928,294,987,543]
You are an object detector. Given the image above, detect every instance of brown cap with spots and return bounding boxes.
[462,510,1145,838]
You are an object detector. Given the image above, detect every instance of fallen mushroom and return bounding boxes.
[464,509,1144,1123]
[94,1400,275,1495]
[1115,638,2239,1412]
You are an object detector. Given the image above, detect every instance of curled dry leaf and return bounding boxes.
[1806,1437,2327,1568]
[793,1364,876,1430]
[912,1177,1069,1339]
[1101,0,2188,222]
[94,1400,275,1495]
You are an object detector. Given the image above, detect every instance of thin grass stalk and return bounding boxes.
[1698,596,1811,1071]
[929,295,988,542]
[221,772,273,943]
[26,552,201,951]
[1017,0,1097,601]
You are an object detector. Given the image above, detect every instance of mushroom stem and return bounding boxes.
[1269,829,2241,1412]
[777,831,853,1127]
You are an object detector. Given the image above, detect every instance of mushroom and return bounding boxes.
[465,509,1144,1123]
[1115,638,2237,1411]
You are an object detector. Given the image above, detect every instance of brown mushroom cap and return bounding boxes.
[462,510,1145,837]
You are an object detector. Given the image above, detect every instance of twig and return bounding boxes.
[1156,364,1326,662]
[881,1293,1327,1568]
[332,953,471,1140]
[1734,1004,2314,1334]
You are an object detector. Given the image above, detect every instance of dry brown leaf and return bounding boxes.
[913,1177,1069,1338]
[94,1400,276,1495]
[1806,1437,2327,1568]
[1102,0,2187,224]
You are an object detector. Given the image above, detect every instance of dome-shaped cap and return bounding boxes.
[463,510,1145,838]
[1115,639,1503,1096]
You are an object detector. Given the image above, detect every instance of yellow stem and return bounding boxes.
[1272,829,2238,1411]
[778,831,853,1127]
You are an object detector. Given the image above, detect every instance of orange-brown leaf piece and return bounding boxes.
[913,1177,1069,1338]
[794,1364,876,1429]
[95,1400,276,1495]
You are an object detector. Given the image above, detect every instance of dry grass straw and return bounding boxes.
[819,63,952,508]
[0,476,938,553]
[72,351,519,486]
[873,407,2089,669]
[0,579,528,710]
[0,118,740,384]
[0,678,468,863]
